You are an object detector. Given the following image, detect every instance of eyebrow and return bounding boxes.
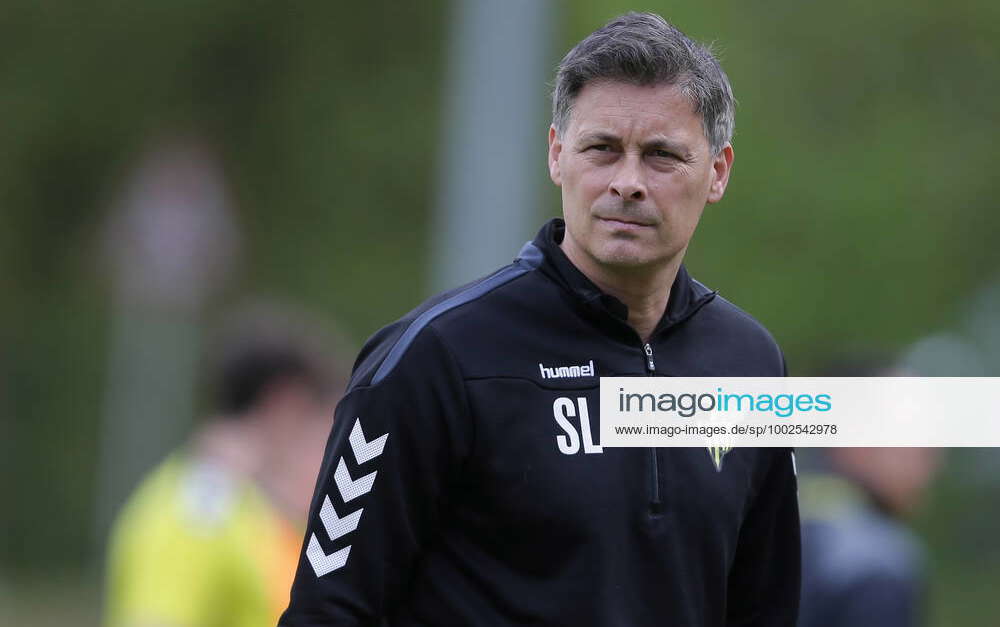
[576,131,619,146]
[576,131,691,156]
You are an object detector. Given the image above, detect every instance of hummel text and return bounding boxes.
[539,360,595,379]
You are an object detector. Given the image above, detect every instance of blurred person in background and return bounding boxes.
[799,357,942,627]
[103,304,349,627]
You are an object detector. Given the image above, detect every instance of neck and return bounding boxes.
[560,238,683,343]
[194,417,302,522]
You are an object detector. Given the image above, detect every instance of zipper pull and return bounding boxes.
[643,343,656,373]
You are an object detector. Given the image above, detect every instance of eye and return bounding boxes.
[652,149,677,159]
[589,144,611,152]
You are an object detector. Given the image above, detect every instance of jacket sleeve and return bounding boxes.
[279,326,473,626]
[725,448,801,626]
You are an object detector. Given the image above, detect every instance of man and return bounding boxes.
[105,305,348,627]
[281,13,799,626]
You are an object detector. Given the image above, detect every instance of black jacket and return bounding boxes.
[280,219,800,626]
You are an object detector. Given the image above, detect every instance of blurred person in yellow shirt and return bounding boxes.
[104,305,349,627]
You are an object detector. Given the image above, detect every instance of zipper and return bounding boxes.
[643,342,663,515]
[643,343,656,371]
[632,289,720,517]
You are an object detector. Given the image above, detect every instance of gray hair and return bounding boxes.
[552,12,735,155]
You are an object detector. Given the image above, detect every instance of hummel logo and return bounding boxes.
[539,360,595,379]
[307,417,388,578]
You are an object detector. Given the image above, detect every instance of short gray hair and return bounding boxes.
[552,12,735,155]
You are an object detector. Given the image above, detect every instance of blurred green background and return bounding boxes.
[2,1,999,625]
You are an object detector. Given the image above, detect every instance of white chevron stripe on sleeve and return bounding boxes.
[334,458,377,502]
[319,495,363,542]
[349,418,389,464]
[306,533,351,577]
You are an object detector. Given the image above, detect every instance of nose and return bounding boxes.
[608,154,646,201]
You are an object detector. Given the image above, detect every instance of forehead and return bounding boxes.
[567,80,705,146]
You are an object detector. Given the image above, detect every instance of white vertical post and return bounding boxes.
[430,0,556,292]
[94,135,239,542]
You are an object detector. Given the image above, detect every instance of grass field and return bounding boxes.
[1,571,101,627]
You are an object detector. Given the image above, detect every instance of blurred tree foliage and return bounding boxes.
[1,0,449,575]
[2,1,998,624]
[568,0,1000,370]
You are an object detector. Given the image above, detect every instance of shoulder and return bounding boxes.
[110,455,256,544]
[701,290,782,353]
[348,259,540,390]
[106,456,244,600]
[684,281,785,375]
[803,511,925,587]
[105,455,273,626]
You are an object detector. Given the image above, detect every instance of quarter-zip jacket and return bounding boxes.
[280,219,800,626]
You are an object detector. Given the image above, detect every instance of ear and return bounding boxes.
[548,125,563,187]
[706,143,734,204]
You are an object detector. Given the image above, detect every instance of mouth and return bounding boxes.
[596,216,654,229]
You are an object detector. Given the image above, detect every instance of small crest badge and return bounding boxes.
[706,446,733,472]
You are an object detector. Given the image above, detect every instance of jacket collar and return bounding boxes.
[517,218,717,338]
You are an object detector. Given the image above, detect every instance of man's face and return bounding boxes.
[548,80,733,273]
